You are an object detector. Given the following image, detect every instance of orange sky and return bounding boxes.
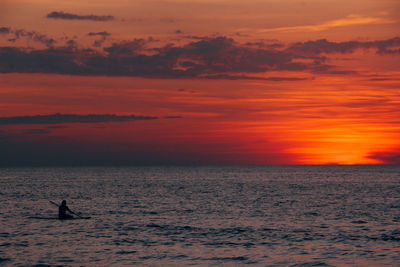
[0,0,399,165]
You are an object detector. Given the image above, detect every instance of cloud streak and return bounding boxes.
[47,11,115,21]
[0,114,158,125]
[288,37,400,55]
[242,15,398,33]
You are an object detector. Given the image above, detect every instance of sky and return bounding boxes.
[0,0,399,166]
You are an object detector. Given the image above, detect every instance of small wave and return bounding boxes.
[380,232,400,242]
[304,212,319,216]
[170,254,188,259]
[141,211,159,215]
[139,255,167,260]
[193,256,249,262]
[203,241,238,247]
[290,261,335,267]
[0,242,11,247]
[0,233,10,238]
[351,220,368,224]
[261,227,279,232]
[116,250,137,255]
[57,258,74,263]
[292,229,311,233]
[145,223,196,232]
[210,256,249,261]
[146,223,162,228]
[121,226,139,231]
[0,257,11,263]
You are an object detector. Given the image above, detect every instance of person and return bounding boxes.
[58,200,74,219]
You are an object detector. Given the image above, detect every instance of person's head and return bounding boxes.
[61,200,67,206]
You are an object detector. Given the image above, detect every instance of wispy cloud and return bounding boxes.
[47,11,115,22]
[0,114,158,125]
[0,27,56,47]
[240,15,398,33]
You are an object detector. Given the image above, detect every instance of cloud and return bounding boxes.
[103,39,146,56]
[88,32,111,47]
[0,114,158,125]
[23,129,51,135]
[203,74,308,81]
[367,151,400,164]
[164,116,183,119]
[47,125,68,129]
[244,15,398,33]
[0,27,10,34]
[47,11,115,21]
[88,31,111,36]
[1,34,398,79]
[1,36,316,78]
[288,37,400,56]
[1,28,56,47]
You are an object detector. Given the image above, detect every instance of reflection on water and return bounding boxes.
[1,166,400,266]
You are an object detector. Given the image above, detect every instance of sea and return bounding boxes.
[0,165,399,266]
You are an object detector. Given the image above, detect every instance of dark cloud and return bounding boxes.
[165,37,312,75]
[47,11,115,21]
[93,39,105,47]
[65,39,78,49]
[367,151,400,164]
[164,116,183,119]
[203,74,308,81]
[1,35,398,79]
[23,129,51,135]
[2,28,56,47]
[88,31,111,36]
[0,46,85,74]
[47,125,68,129]
[103,39,146,56]
[0,27,10,34]
[90,32,111,48]
[0,36,329,78]
[0,114,158,125]
[245,41,284,49]
[0,140,210,167]
[311,65,359,75]
[288,37,400,55]
[181,35,210,40]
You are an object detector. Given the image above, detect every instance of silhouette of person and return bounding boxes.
[58,200,74,219]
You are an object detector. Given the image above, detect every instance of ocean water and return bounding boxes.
[0,165,399,266]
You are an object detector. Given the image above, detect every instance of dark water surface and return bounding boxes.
[1,166,399,266]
